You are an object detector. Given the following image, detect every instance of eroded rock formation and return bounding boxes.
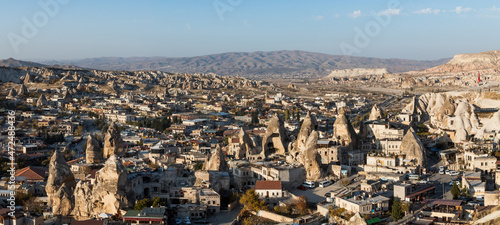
[45,151,76,216]
[91,155,135,216]
[368,104,384,121]
[103,122,124,158]
[203,145,229,172]
[333,110,359,149]
[37,94,48,107]
[234,128,255,159]
[303,131,322,181]
[400,127,426,167]
[288,112,316,164]
[86,134,103,164]
[262,114,288,156]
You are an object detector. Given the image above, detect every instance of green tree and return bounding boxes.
[451,182,461,199]
[463,186,470,198]
[75,126,84,136]
[239,189,266,211]
[134,198,152,210]
[152,197,162,207]
[391,197,403,221]
[285,109,290,121]
[194,162,203,171]
[401,201,411,216]
[251,111,259,124]
[329,207,347,218]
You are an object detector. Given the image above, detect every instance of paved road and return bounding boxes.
[289,175,360,203]
[427,173,460,200]
[207,205,242,225]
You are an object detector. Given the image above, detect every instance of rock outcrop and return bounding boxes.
[203,145,229,171]
[400,127,426,167]
[18,84,27,95]
[103,122,124,158]
[234,128,255,159]
[303,131,322,181]
[45,151,76,216]
[72,181,93,219]
[37,94,48,107]
[289,112,316,164]
[86,134,103,164]
[368,104,384,121]
[333,110,359,149]
[347,212,368,225]
[7,88,17,98]
[405,93,485,143]
[262,114,288,156]
[91,155,135,215]
[0,67,27,83]
[324,68,388,79]
[423,50,500,73]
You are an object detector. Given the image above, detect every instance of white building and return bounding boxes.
[254,181,283,199]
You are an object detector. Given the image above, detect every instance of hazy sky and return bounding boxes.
[1,0,499,61]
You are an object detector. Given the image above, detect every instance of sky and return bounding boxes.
[1,0,499,61]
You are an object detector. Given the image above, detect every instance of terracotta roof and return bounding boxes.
[15,167,46,180]
[255,181,282,190]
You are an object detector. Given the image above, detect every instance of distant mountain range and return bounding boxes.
[38,50,451,79]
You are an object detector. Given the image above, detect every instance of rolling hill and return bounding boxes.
[40,50,451,79]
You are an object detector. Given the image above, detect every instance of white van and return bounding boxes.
[408,174,420,180]
[319,180,333,188]
[303,181,315,188]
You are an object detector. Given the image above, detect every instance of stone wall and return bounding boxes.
[250,210,294,223]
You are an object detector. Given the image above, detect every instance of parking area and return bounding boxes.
[289,175,361,203]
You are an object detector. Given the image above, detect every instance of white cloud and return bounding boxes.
[413,8,440,15]
[333,13,340,18]
[314,15,324,20]
[186,23,191,30]
[349,10,362,18]
[489,6,500,12]
[452,6,472,14]
[378,8,400,16]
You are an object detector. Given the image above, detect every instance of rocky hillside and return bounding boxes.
[41,50,450,79]
[0,58,46,68]
[419,50,500,74]
[323,68,389,79]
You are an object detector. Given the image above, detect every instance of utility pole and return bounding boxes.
[442,183,445,200]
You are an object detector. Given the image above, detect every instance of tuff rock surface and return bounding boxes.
[86,134,103,164]
[103,122,124,158]
[203,145,229,172]
[45,151,76,216]
[262,114,288,156]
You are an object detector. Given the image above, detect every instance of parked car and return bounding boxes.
[324,192,331,198]
[449,181,460,186]
[445,170,451,175]
[458,196,472,202]
[450,171,460,176]
[467,201,480,206]
[303,181,316,188]
[439,170,445,174]
[297,185,307,191]
[319,180,333,188]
